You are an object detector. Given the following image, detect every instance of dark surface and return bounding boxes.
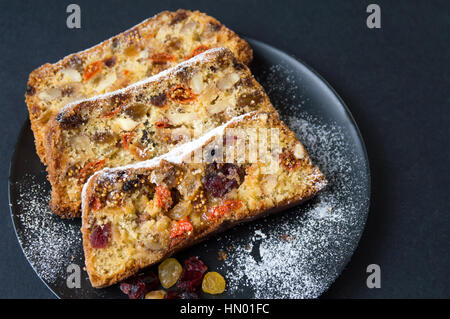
[9,38,370,298]
[0,0,448,298]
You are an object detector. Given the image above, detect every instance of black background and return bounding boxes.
[0,0,448,298]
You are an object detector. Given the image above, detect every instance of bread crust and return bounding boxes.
[81,112,327,287]
[25,9,253,165]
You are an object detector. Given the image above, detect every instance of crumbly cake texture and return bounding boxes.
[45,48,275,218]
[81,112,327,287]
[25,9,252,164]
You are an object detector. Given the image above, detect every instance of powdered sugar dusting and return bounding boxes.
[215,64,368,298]
[14,176,81,284]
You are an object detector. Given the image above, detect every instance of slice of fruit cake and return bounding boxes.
[81,112,327,287]
[45,48,276,218]
[25,9,252,164]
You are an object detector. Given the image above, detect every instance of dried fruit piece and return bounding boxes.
[237,91,264,108]
[145,290,166,299]
[120,271,159,299]
[78,159,106,184]
[165,289,199,299]
[155,119,171,128]
[150,93,167,107]
[56,113,87,129]
[280,149,302,170]
[156,185,173,211]
[90,223,111,249]
[124,103,147,120]
[83,61,103,82]
[186,45,209,59]
[170,10,188,25]
[202,272,226,294]
[103,56,117,67]
[91,131,115,144]
[184,256,208,274]
[88,195,102,211]
[26,85,36,96]
[170,219,193,239]
[120,280,145,299]
[158,258,183,288]
[122,131,135,150]
[150,52,175,64]
[205,200,242,220]
[167,86,197,104]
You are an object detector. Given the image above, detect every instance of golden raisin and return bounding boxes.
[202,272,226,294]
[145,290,167,299]
[158,258,183,288]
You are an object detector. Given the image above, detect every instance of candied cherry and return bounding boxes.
[202,272,226,294]
[90,223,111,249]
[158,258,183,288]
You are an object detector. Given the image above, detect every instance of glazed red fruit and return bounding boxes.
[177,270,203,291]
[120,271,159,299]
[90,223,111,248]
[176,257,208,291]
[203,174,238,198]
[120,281,146,299]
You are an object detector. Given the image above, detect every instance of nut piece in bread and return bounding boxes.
[25,9,253,164]
[81,112,327,287]
[45,48,275,218]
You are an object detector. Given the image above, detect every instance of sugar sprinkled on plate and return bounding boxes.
[14,176,81,284]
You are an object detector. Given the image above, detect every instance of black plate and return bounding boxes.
[9,38,370,299]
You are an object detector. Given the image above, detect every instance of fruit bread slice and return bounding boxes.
[45,47,276,218]
[81,111,327,287]
[25,9,252,165]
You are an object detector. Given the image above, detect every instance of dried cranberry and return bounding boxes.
[120,271,159,299]
[164,290,180,299]
[170,11,188,25]
[176,257,208,292]
[177,270,203,291]
[137,271,159,290]
[90,223,111,249]
[184,256,208,274]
